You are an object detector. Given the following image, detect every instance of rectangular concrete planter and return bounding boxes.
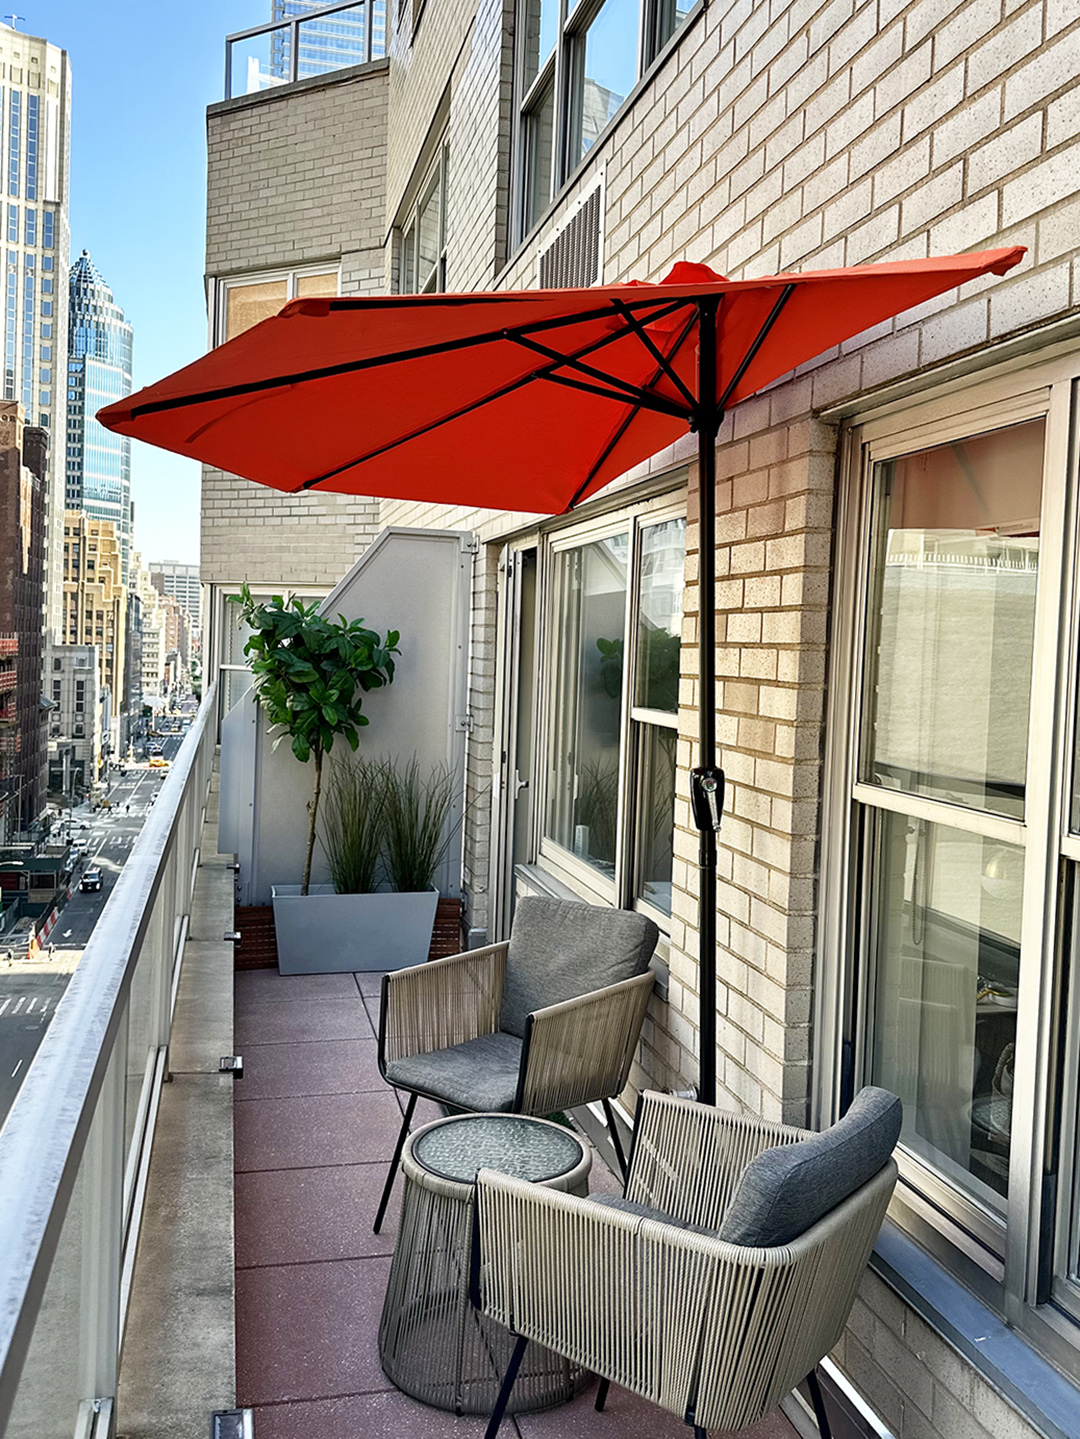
[271,884,440,974]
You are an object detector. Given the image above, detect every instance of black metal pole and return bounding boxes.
[695,297,720,1107]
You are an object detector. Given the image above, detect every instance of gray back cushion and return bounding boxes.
[499,897,659,1038]
[717,1087,902,1248]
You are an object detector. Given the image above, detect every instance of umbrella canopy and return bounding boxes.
[100,246,1024,1105]
[101,250,1023,516]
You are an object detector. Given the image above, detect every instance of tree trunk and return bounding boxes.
[301,746,323,897]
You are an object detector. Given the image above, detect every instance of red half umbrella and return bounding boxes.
[100,247,1024,1103]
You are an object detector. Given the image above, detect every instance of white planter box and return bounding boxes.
[271,884,439,974]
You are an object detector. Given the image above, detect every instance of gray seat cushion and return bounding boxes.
[384,1031,523,1112]
[717,1087,902,1248]
[499,897,659,1039]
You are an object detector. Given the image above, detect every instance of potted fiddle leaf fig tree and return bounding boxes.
[230,584,401,973]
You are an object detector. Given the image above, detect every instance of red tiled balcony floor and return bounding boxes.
[234,968,800,1439]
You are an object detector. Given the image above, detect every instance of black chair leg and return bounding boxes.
[601,1097,629,1182]
[805,1368,832,1439]
[485,1334,529,1439]
[595,1377,610,1412]
[373,1092,417,1234]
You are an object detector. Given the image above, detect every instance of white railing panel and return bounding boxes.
[0,686,218,1437]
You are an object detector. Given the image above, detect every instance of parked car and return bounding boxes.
[79,869,102,893]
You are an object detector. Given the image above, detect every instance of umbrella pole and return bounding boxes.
[693,297,723,1107]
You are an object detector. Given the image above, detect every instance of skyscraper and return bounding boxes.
[270,0,384,80]
[0,23,72,646]
[66,251,134,582]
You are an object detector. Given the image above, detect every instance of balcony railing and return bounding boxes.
[224,0,386,101]
[0,684,217,1438]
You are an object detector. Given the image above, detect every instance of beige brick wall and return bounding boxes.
[201,2,1080,1432]
[202,65,389,591]
[374,2,1080,1434]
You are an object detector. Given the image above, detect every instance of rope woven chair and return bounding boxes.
[471,1086,902,1439]
[374,897,659,1232]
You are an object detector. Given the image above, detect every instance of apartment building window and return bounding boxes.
[397,144,449,294]
[822,359,1080,1366]
[516,0,690,235]
[540,504,684,923]
[215,264,340,346]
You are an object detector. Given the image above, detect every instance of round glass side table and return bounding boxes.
[379,1112,591,1416]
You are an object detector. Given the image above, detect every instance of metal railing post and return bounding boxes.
[290,17,300,82]
[365,0,373,64]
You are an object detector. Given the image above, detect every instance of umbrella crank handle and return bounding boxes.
[690,766,725,836]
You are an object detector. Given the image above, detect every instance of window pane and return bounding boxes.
[295,270,339,298]
[570,0,638,165]
[418,175,441,287]
[870,811,1023,1214]
[650,0,692,59]
[523,81,555,232]
[635,724,676,913]
[224,279,288,342]
[520,0,558,90]
[401,225,416,293]
[546,535,628,878]
[637,517,684,713]
[865,420,1043,820]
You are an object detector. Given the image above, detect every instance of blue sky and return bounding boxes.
[38,0,269,564]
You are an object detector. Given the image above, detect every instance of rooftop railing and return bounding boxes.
[224,0,386,101]
[0,684,217,1438]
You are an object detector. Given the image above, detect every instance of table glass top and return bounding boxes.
[413,1114,585,1184]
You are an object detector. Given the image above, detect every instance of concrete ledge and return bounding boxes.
[117,779,237,1439]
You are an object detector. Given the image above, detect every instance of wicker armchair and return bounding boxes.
[374,897,658,1232]
[472,1087,901,1439]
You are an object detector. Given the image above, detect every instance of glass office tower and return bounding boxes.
[66,250,134,582]
[270,0,385,79]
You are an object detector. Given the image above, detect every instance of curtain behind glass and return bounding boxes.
[546,536,627,877]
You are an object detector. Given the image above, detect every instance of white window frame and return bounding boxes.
[819,349,1080,1373]
[534,492,685,932]
[210,262,342,348]
[512,0,698,243]
[396,141,449,295]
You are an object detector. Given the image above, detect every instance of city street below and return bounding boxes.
[0,724,187,1125]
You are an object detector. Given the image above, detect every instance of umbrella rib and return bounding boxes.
[608,300,698,411]
[503,331,693,419]
[714,282,797,413]
[565,306,700,511]
[533,369,686,418]
[295,310,676,491]
[125,297,695,421]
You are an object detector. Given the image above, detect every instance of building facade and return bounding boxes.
[66,250,134,582]
[270,0,384,80]
[46,641,101,794]
[0,403,47,839]
[0,22,72,646]
[133,551,166,704]
[204,4,1080,1438]
[61,512,125,751]
[148,560,201,634]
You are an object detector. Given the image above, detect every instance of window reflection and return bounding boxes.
[570,0,638,164]
[871,814,1022,1211]
[547,536,628,878]
[520,0,558,90]
[635,725,676,913]
[866,420,1044,820]
[524,82,555,233]
[637,518,685,713]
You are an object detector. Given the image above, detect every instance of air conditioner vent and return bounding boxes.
[537,182,603,289]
